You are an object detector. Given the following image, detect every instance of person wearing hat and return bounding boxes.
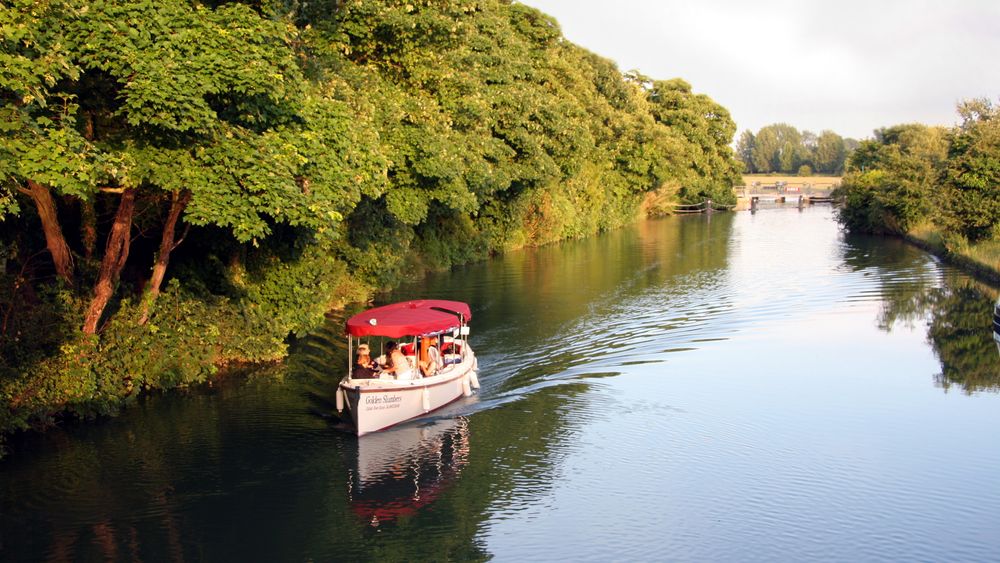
[353,343,378,379]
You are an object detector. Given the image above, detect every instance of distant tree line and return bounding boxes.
[0,0,741,447]
[735,124,859,175]
[837,99,1000,244]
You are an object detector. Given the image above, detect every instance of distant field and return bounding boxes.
[740,174,841,187]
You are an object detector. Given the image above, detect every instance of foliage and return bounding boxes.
[751,123,801,174]
[837,101,1000,249]
[737,123,854,175]
[1,240,367,439]
[840,99,1000,273]
[735,130,755,173]
[815,130,847,175]
[837,124,948,235]
[940,99,1000,242]
[643,78,740,205]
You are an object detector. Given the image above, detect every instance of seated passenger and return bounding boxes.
[382,341,415,380]
[419,336,443,377]
[353,343,378,379]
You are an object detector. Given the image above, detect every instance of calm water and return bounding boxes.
[3,206,1000,561]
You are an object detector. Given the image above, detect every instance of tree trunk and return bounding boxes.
[82,188,136,334]
[80,198,97,260]
[21,180,74,285]
[139,190,191,325]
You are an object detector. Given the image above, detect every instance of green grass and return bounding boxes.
[909,222,1000,282]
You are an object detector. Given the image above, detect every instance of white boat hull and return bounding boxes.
[339,347,478,436]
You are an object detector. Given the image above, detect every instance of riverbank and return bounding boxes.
[906,223,1000,285]
[0,197,682,459]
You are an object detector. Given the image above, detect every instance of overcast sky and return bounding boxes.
[522,0,1000,140]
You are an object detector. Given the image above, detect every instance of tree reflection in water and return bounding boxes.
[925,282,1000,393]
[841,234,1000,394]
[880,276,1000,394]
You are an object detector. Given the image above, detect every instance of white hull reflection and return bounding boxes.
[348,417,471,526]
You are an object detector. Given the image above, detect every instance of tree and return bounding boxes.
[814,130,847,174]
[799,130,818,170]
[735,130,756,173]
[1,0,385,333]
[837,123,948,234]
[751,123,801,173]
[941,98,1000,242]
[645,78,741,203]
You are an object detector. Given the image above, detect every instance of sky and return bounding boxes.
[522,0,1000,140]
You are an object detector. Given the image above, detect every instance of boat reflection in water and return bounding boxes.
[346,417,470,527]
[994,298,1000,356]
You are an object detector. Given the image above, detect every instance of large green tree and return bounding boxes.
[751,123,802,173]
[940,98,1000,241]
[1,0,385,333]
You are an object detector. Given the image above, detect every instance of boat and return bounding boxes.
[336,299,480,436]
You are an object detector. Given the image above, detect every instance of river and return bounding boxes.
[3,206,1000,561]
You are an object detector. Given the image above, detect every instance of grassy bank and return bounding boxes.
[907,223,1000,284]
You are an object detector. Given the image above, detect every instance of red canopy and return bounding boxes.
[345,300,472,338]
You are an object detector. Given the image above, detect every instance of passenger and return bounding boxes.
[353,343,378,379]
[383,341,415,380]
[419,336,442,377]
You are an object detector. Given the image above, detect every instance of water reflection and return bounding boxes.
[881,276,1000,393]
[347,418,470,527]
[839,234,1000,393]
